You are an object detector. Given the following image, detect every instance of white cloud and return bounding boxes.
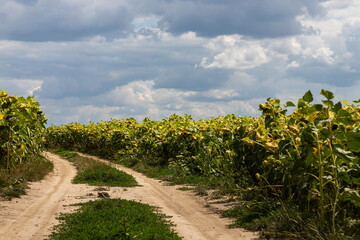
[76,105,122,123]
[106,80,155,105]
[132,16,159,30]
[1,0,360,125]
[270,38,302,55]
[188,100,258,119]
[200,36,270,70]
[202,89,239,100]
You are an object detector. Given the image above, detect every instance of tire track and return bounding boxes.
[0,152,259,240]
[0,153,77,240]
[80,153,260,240]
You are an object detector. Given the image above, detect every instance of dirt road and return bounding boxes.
[0,152,259,240]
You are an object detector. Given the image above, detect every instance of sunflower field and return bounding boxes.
[0,90,47,169]
[46,90,360,239]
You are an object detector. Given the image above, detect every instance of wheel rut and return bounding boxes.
[0,152,259,240]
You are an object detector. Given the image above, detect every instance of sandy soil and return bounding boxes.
[0,152,260,240]
[0,153,97,240]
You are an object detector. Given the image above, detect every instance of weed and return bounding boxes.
[47,199,182,240]
[52,150,138,187]
[119,157,233,194]
[0,184,27,200]
[0,156,53,200]
[222,200,360,239]
[176,186,195,191]
[52,150,77,161]
[73,165,137,187]
[194,186,208,196]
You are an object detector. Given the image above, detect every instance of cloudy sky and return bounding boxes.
[1,0,360,125]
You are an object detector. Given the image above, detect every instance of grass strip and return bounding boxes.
[0,156,54,200]
[47,198,181,240]
[116,158,236,197]
[54,150,138,187]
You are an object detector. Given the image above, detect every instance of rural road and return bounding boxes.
[0,152,259,240]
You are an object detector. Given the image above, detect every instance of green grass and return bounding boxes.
[115,157,248,199]
[176,186,195,191]
[53,150,138,187]
[116,156,360,239]
[221,199,360,240]
[52,150,77,161]
[116,157,227,189]
[0,156,54,200]
[73,165,138,187]
[47,198,182,240]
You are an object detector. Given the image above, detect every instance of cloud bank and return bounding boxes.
[0,0,359,125]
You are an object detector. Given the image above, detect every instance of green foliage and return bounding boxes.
[0,89,49,199]
[47,199,181,240]
[0,90,47,169]
[73,165,138,187]
[53,150,78,161]
[0,182,27,200]
[46,90,360,239]
[223,201,359,240]
[53,151,138,187]
[0,156,53,200]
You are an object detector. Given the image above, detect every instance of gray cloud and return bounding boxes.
[0,30,222,102]
[155,66,230,91]
[285,22,360,86]
[155,0,327,38]
[0,0,133,41]
[0,0,328,42]
[13,0,38,5]
[287,60,359,86]
[2,0,360,127]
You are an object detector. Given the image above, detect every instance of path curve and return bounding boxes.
[0,152,259,240]
[0,153,78,240]
[80,153,259,240]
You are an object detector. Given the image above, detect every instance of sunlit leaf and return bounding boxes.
[340,188,360,207]
[297,99,306,108]
[322,100,333,107]
[333,145,355,161]
[320,89,334,100]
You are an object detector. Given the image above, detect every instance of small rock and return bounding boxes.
[97,192,110,198]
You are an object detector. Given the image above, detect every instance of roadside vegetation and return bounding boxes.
[0,156,53,200]
[48,151,180,239]
[0,90,51,200]
[119,158,226,194]
[53,150,138,187]
[46,90,360,239]
[46,198,181,240]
